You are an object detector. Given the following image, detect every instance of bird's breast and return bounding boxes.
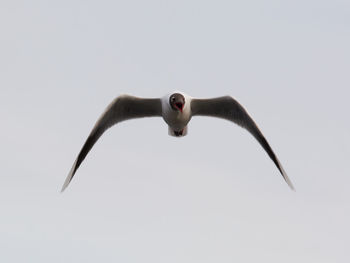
[162,107,191,130]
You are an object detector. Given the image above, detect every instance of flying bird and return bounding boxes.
[62,92,294,191]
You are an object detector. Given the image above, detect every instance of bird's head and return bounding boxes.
[169,93,185,112]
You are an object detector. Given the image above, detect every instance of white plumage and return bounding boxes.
[61,91,294,192]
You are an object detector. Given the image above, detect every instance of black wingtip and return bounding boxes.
[276,160,295,191]
[61,159,78,192]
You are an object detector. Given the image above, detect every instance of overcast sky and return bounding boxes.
[1,0,350,262]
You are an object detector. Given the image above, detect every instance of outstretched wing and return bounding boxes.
[61,95,162,192]
[191,96,294,190]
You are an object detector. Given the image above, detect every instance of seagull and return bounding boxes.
[61,92,294,192]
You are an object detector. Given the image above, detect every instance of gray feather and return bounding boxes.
[61,95,162,192]
[191,96,294,190]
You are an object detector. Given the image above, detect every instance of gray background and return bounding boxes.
[1,0,349,262]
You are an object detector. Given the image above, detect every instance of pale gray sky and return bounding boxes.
[1,0,350,262]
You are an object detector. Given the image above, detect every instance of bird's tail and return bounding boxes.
[168,126,188,137]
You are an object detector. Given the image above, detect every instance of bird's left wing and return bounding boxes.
[61,95,162,192]
[191,96,294,190]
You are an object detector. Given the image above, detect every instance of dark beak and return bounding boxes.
[175,102,183,112]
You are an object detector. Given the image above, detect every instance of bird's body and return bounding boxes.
[161,92,192,136]
[61,91,294,192]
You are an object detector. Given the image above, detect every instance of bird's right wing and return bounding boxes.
[61,95,162,192]
[191,96,294,190]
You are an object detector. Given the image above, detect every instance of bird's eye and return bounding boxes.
[172,97,176,101]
